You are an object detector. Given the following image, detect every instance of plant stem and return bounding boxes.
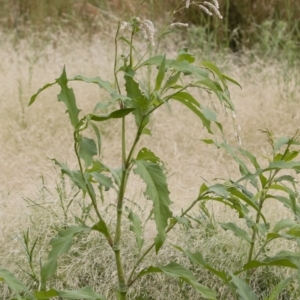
[74,131,113,247]
[127,191,210,285]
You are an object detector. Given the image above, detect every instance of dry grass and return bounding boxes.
[1,26,300,299]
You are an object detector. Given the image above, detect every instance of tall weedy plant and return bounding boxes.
[3,0,300,299]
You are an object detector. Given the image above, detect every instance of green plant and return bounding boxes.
[1,1,300,300]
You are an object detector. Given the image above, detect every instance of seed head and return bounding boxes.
[198,5,213,16]
[170,22,189,28]
[186,0,191,8]
[139,19,155,46]
[203,1,223,19]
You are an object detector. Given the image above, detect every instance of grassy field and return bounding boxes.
[1,2,300,299]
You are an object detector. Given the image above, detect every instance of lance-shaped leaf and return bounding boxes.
[124,70,149,126]
[28,81,56,106]
[171,92,213,133]
[91,219,111,241]
[136,148,161,163]
[219,222,252,243]
[56,67,81,128]
[89,108,135,122]
[52,159,88,193]
[136,262,217,299]
[267,275,295,300]
[56,286,107,300]
[133,160,172,252]
[41,226,91,287]
[154,54,166,91]
[78,137,97,168]
[126,207,144,253]
[178,249,228,282]
[0,269,31,296]
[265,160,300,172]
[230,274,258,300]
[70,75,114,93]
[89,122,101,156]
[138,55,208,79]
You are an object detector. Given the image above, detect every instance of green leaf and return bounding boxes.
[163,71,181,91]
[91,219,111,240]
[136,148,161,163]
[71,75,114,93]
[91,172,113,189]
[41,226,90,286]
[34,289,58,299]
[78,137,97,168]
[155,54,166,91]
[126,207,144,253]
[267,275,295,300]
[90,108,135,122]
[89,122,101,156]
[138,55,208,78]
[219,222,251,243]
[0,269,30,295]
[273,219,296,233]
[182,250,228,282]
[209,184,229,198]
[265,160,300,171]
[222,73,242,88]
[176,48,195,63]
[28,81,56,106]
[137,262,217,299]
[124,71,149,126]
[52,159,87,192]
[57,286,107,300]
[56,67,81,128]
[230,274,258,300]
[273,136,290,153]
[171,92,213,133]
[134,160,172,252]
[201,61,227,89]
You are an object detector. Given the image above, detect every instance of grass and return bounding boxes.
[1,14,300,299]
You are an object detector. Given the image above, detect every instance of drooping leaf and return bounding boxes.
[138,55,208,78]
[219,222,252,243]
[265,160,300,172]
[273,219,296,233]
[56,67,81,128]
[41,226,91,286]
[28,81,56,106]
[134,160,172,252]
[0,269,30,295]
[154,54,166,91]
[90,108,135,122]
[56,286,107,300]
[70,75,114,93]
[137,262,217,299]
[222,73,242,88]
[78,137,97,168]
[209,184,229,198]
[182,250,228,282]
[171,92,213,133]
[230,274,258,300]
[52,159,88,193]
[89,122,101,156]
[273,136,290,153]
[126,207,144,253]
[201,61,227,90]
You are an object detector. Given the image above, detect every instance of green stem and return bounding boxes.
[74,131,113,247]
[127,191,211,285]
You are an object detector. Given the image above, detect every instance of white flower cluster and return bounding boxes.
[170,22,189,28]
[185,0,223,19]
[120,18,155,46]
